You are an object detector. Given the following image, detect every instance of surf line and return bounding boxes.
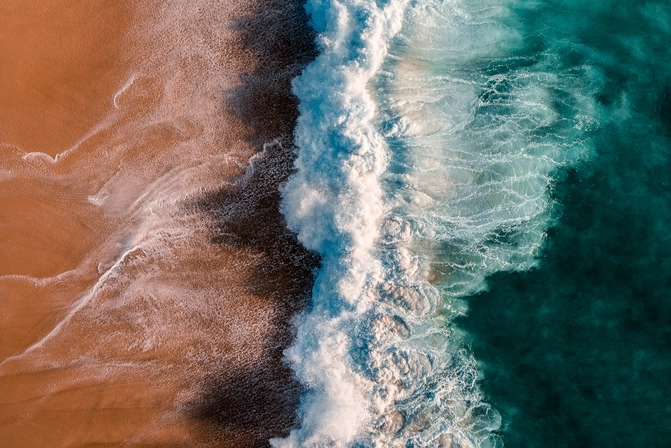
[272,0,410,446]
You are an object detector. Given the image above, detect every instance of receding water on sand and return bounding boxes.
[0,1,317,446]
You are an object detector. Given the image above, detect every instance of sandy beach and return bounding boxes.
[0,0,316,446]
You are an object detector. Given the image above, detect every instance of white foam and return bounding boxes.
[274,0,409,446]
[113,73,138,109]
[278,0,602,446]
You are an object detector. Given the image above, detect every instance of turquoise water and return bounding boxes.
[275,0,671,445]
[458,1,671,446]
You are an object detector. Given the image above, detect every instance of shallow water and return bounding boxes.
[0,1,317,446]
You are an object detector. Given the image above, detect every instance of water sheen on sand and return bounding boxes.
[0,1,317,446]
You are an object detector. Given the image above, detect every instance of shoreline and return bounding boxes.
[0,1,317,446]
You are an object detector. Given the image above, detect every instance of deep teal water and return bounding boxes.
[458,1,671,446]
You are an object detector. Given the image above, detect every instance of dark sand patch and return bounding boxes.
[0,0,317,446]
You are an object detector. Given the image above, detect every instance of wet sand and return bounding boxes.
[0,1,317,446]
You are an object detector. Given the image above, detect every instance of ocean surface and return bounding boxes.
[1,0,670,446]
[276,0,671,446]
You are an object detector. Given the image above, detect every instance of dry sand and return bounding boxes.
[0,1,317,446]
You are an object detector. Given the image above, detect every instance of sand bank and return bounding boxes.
[0,0,316,446]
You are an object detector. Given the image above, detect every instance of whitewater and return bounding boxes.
[274,0,604,446]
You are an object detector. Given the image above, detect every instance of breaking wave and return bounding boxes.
[277,0,602,445]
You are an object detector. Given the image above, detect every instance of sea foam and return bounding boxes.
[275,0,408,445]
[277,0,601,446]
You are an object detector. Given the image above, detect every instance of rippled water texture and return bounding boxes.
[277,0,671,446]
[2,0,669,446]
[458,1,671,446]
